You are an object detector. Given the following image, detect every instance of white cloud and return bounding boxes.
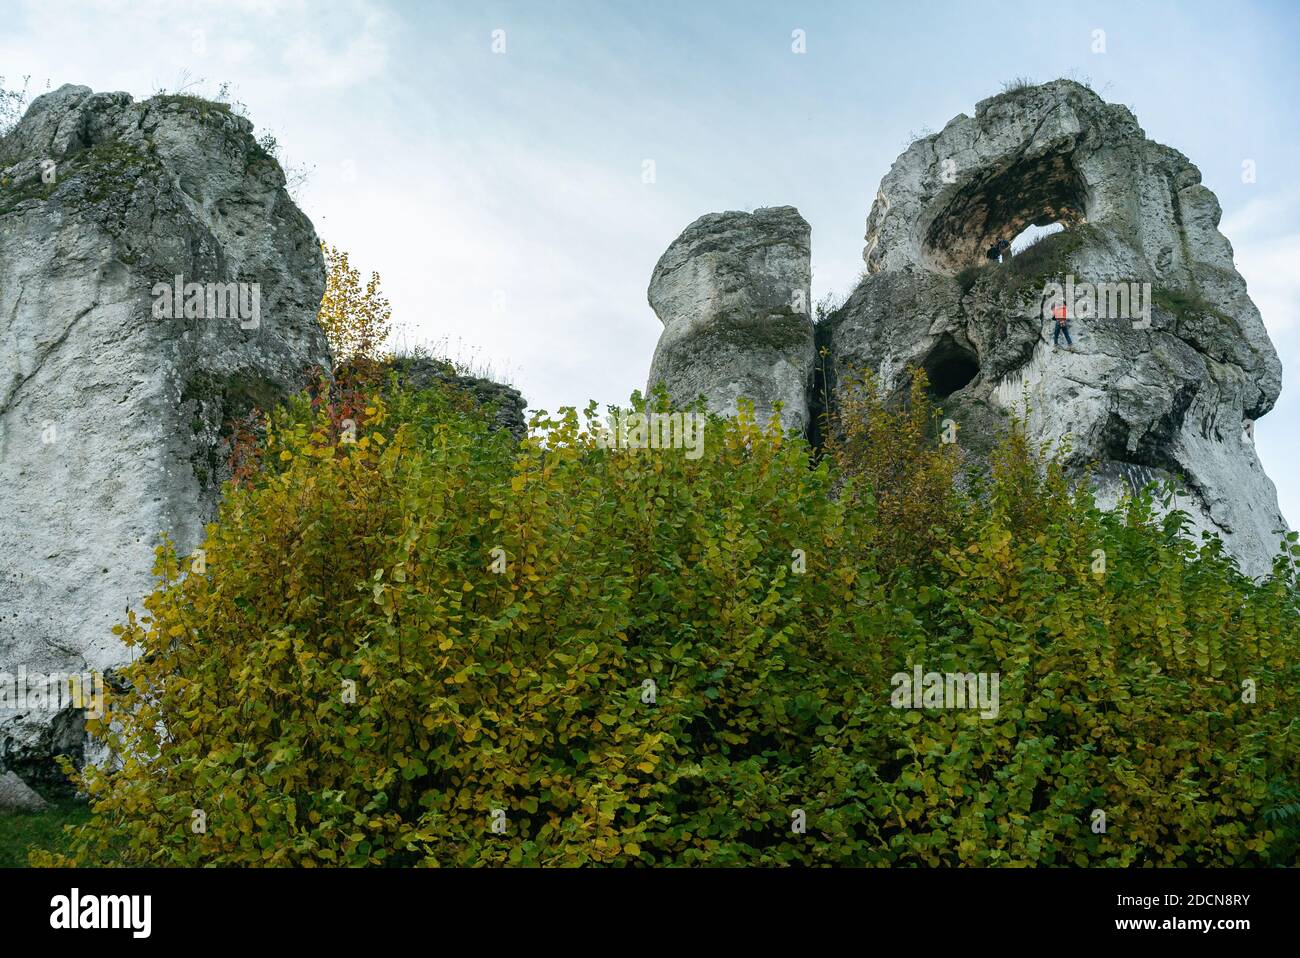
[1234,235,1300,336]
[1222,188,1300,527]
[1223,188,1300,337]
[0,0,390,97]
[279,15,389,88]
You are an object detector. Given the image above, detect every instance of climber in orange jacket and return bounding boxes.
[1052,302,1073,350]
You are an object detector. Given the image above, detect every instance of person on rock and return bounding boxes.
[1052,301,1073,350]
[997,238,1011,262]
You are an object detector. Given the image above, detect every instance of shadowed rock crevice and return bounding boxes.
[921,335,980,398]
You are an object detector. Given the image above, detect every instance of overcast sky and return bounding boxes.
[3,0,1298,523]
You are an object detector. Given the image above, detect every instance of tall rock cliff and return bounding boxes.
[0,85,330,781]
[645,80,1287,578]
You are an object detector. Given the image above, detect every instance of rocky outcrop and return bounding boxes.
[647,80,1288,578]
[0,85,330,780]
[387,355,528,441]
[646,206,814,433]
[0,769,48,811]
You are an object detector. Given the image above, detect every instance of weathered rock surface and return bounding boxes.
[387,355,528,441]
[0,769,48,811]
[646,206,814,433]
[648,80,1287,577]
[831,79,1285,577]
[0,85,330,780]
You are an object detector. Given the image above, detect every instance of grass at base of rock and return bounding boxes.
[0,797,91,868]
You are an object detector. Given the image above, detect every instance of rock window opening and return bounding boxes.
[922,152,1089,273]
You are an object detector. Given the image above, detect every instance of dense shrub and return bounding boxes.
[34,374,1300,866]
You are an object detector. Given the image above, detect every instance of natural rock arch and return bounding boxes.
[922,152,1089,273]
[645,78,1289,578]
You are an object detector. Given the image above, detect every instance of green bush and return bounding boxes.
[34,374,1300,866]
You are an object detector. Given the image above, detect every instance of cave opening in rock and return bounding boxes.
[922,151,1089,273]
[922,336,980,398]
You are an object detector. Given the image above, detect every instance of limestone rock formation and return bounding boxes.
[833,79,1285,577]
[647,80,1287,578]
[0,769,48,811]
[0,85,330,781]
[646,206,814,433]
